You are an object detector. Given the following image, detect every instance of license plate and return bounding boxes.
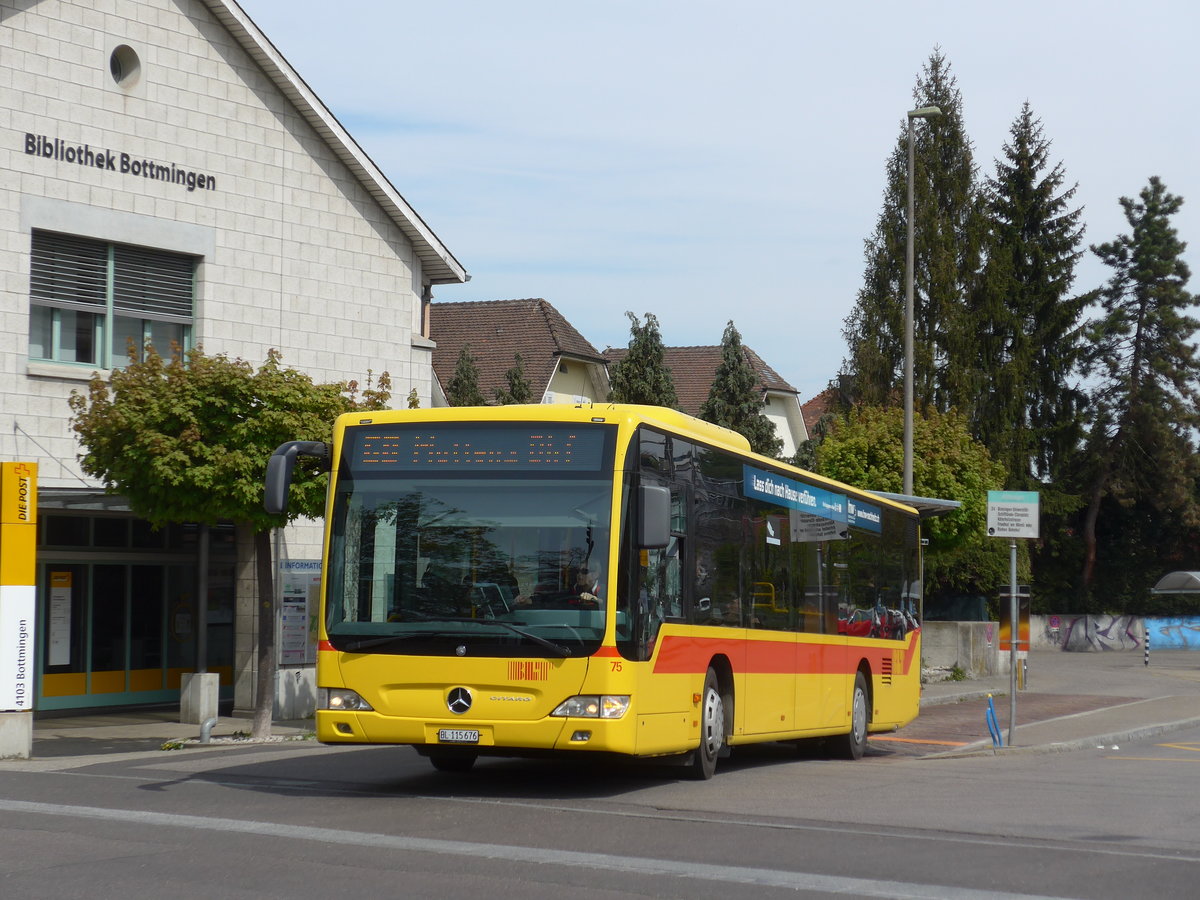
[438,729,480,744]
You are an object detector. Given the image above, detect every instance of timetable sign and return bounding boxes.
[986,491,1040,539]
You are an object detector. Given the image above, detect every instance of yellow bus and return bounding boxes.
[265,403,922,778]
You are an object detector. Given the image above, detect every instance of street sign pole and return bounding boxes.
[1009,538,1018,746]
[987,490,1040,748]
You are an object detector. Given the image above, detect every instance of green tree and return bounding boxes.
[446,345,485,406]
[815,404,1011,598]
[840,49,985,416]
[1079,178,1200,596]
[68,345,387,737]
[494,353,534,404]
[699,321,782,457]
[973,102,1090,489]
[608,311,678,408]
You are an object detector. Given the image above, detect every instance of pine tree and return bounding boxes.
[494,353,534,404]
[840,49,985,415]
[1080,177,1200,593]
[446,345,485,406]
[699,321,782,457]
[973,103,1089,488]
[608,311,678,407]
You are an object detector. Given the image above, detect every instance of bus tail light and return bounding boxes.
[551,695,630,719]
[319,688,374,711]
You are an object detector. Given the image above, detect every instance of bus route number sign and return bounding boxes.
[986,491,1040,539]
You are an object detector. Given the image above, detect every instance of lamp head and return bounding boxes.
[908,105,943,120]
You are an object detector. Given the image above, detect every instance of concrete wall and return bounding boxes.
[922,621,1002,677]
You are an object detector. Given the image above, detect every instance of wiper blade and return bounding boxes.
[338,619,572,657]
[483,621,573,657]
[342,632,456,652]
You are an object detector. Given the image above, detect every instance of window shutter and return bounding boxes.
[30,231,107,310]
[113,244,195,321]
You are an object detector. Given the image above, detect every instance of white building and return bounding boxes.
[1,0,465,713]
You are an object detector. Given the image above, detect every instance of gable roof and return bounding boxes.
[203,1,466,284]
[603,345,799,416]
[430,299,607,399]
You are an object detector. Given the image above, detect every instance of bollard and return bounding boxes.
[985,694,1003,748]
[199,716,218,745]
[1145,627,1150,667]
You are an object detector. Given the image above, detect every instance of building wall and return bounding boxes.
[1,0,446,712]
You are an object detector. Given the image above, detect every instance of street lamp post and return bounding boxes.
[904,105,942,497]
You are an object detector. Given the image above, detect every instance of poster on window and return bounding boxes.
[279,560,321,666]
[48,571,73,667]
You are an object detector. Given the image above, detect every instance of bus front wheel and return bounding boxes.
[833,671,869,760]
[428,749,478,773]
[690,668,725,780]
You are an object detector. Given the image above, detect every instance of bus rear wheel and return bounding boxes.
[690,668,725,780]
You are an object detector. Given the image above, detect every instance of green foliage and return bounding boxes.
[406,388,420,409]
[1079,177,1200,600]
[446,345,485,406]
[973,102,1090,489]
[840,49,985,416]
[815,404,1014,595]
[698,321,782,457]
[494,353,534,405]
[608,311,678,408]
[68,346,367,532]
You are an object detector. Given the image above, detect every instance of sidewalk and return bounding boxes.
[17,711,313,763]
[9,649,1200,764]
[912,648,1200,756]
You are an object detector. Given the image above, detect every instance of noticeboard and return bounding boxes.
[986,491,1040,539]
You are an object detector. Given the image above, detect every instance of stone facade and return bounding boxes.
[1,0,465,713]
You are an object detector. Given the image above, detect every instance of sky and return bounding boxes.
[239,0,1200,403]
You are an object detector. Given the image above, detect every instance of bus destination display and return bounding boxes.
[348,424,610,471]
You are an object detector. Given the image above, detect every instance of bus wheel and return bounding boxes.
[690,668,725,780]
[428,749,477,773]
[834,671,869,760]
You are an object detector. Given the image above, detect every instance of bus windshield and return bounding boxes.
[325,422,616,657]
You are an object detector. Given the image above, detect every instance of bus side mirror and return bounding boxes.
[264,441,330,515]
[638,484,671,549]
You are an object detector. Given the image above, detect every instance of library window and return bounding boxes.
[29,230,195,368]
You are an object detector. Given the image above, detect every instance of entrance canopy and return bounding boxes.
[1151,571,1200,594]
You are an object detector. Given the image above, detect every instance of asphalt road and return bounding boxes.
[3,727,1200,899]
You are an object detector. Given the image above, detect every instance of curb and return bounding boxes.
[921,715,1200,759]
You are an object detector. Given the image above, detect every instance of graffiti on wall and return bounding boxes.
[1054,615,1141,652]
[1150,618,1200,649]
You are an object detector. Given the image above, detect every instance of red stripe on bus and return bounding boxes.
[593,645,621,657]
[318,640,335,652]
[651,629,920,677]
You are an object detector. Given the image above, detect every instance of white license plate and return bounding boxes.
[438,729,480,744]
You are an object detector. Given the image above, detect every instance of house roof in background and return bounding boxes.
[603,345,799,417]
[429,298,606,399]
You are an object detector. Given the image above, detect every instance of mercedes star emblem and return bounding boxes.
[447,687,473,715]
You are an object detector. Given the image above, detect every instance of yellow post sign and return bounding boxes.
[1,462,37,712]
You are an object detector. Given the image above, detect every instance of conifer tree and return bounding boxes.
[699,321,782,457]
[446,345,485,406]
[1080,178,1200,593]
[494,353,534,405]
[973,103,1089,488]
[840,49,984,415]
[608,311,678,408]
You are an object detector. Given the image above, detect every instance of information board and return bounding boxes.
[986,491,1040,539]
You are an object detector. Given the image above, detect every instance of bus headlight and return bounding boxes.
[550,695,630,719]
[318,688,374,711]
